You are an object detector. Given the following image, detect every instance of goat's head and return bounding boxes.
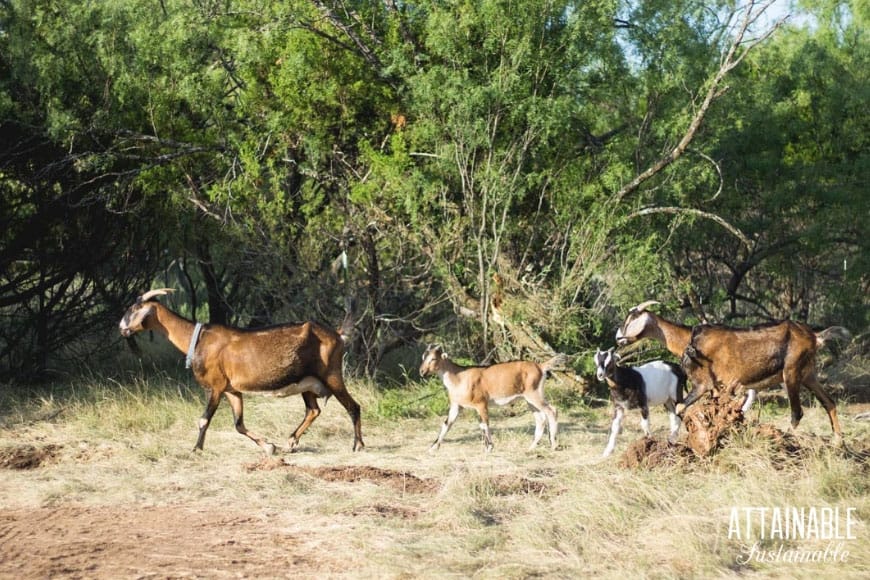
[419,344,447,377]
[119,288,174,337]
[615,300,660,346]
[594,348,619,382]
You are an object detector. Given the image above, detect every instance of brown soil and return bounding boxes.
[618,437,695,469]
[0,443,60,470]
[0,454,439,579]
[0,505,340,579]
[243,457,440,494]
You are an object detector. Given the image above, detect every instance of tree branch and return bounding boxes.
[614,0,784,204]
[627,205,753,249]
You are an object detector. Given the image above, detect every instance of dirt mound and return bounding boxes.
[0,444,60,470]
[618,438,695,469]
[752,423,804,463]
[618,381,831,469]
[245,458,439,494]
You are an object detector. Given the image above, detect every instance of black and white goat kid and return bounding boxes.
[594,348,686,457]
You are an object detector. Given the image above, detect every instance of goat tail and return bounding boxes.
[540,353,569,374]
[816,326,852,348]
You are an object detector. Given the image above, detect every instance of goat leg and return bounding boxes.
[223,391,276,455]
[529,410,546,450]
[665,401,681,444]
[476,405,494,452]
[431,404,461,451]
[676,381,709,416]
[741,389,757,414]
[603,406,625,457]
[802,375,843,441]
[544,404,559,450]
[194,389,223,452]
[288,392,321,451]
[639,406,652,437]
[327,378,365,452]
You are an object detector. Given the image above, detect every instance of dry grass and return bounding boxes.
[0,361,868,579]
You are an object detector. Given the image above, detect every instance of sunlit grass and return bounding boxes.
[1,352,868,578]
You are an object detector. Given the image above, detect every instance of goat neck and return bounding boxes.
[648,313,693,358]
[431,356,465,383]
[146,303,203,356]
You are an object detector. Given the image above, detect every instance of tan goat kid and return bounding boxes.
[119,288,364,454]
[419,345,563,452]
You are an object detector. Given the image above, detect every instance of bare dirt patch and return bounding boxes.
[0,505,339,579]
[0,443,60,470]
[244,458,439,494]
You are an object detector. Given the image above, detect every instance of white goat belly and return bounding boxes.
[635,362,677,405]
[259,377,329,398]
[492,394,522,406]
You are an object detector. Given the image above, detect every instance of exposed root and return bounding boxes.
[681,380,746,457]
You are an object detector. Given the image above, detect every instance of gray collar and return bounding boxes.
[186,322,204,369]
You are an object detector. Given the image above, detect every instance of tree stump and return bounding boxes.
[681,380,747,457]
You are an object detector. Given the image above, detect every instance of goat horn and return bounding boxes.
[631,300,660,313]
[139,288,175,302]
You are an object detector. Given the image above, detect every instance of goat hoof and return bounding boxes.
[263,443,276,456]
[675,403,686,416]
[353,441,365,452]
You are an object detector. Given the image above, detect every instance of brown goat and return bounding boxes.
[681,321,848,438]
[119,288,364,454]
[616,300,849,439]
[419,345,563,452]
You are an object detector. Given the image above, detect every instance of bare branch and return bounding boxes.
[693,149,724,201]
[627,206,753,249]
[308,0,383,70]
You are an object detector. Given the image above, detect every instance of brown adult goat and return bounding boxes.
[419,345,563,452]
[616,300,849,439]
[119,288,364,454]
